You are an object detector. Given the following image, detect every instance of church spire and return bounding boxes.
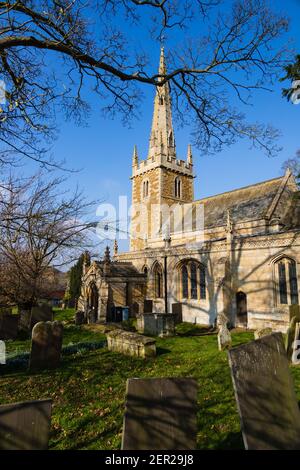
[132,144,138,167]
[148,48,175,159]
[187,144,193,166]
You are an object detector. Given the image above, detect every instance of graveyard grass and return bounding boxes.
[2,310,300,450]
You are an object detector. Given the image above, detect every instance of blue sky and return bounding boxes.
[22,0,300,253]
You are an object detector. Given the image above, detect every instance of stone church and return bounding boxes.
[79,49,300,332]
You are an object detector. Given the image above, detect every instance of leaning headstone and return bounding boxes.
[75,311,85,325]
[254,327,273,340]
[30,305,53,329]
[228,333,300,450]
[0,399,52,450]
[217,313,231,351]
[122,378,198,450]
[29,321,63,370]
[0,314,19,340]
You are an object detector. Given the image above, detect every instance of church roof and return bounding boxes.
[95,261,145,278]
[194,173,297,229]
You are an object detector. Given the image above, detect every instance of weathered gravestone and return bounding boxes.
[285,316,298,361]
[137,313,175,337]
[0,340,5,364]
[122,377,198,450]
[0,314,19,340]
[75,310,85,325]
[217,313,231,351]
[228,333,300,450]
[29,321,63,370]
[30,305,53,329]
[172,303,183,324]
[0,399,52,450]
[19,309,32,332]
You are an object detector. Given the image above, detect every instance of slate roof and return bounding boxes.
[95,261,145,278]
[194,176,285,229]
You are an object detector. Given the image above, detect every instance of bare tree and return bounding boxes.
[282,149,300,178]
[0,172,98,308]
[0,0,290,167]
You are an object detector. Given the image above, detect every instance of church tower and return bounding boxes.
[130,48,194,251]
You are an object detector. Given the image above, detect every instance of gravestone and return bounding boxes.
[137,313,175,337]
[122,378,198,450]
[0,314,19,340]
[172,303,183,324]
[19,309,32,332]
[228,333,300,450]
[29,321,63,370]
[217,313,231,351]
[144,300,153,314]
[0,399,52,450]
[30,305,53,329]
[0,340,5,364]
[75,310,85,325]
[285,316,298,361]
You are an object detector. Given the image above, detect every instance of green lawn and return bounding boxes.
[1,316,300,450]
[5,307,104,357]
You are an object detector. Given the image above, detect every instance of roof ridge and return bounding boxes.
[194,175,284,203]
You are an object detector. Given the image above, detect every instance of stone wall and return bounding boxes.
[106,330,156,358]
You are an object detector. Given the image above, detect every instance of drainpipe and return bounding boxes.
[164,255,168,314]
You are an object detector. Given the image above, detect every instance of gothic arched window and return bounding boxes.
[175,177,181,198]
[199,264,206,300]
[190,263,197,299]
[143,180,149,198]
[179,261,206,301]
[182,265,188,299]
[154,263,163,298]
[275,257,299,305]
